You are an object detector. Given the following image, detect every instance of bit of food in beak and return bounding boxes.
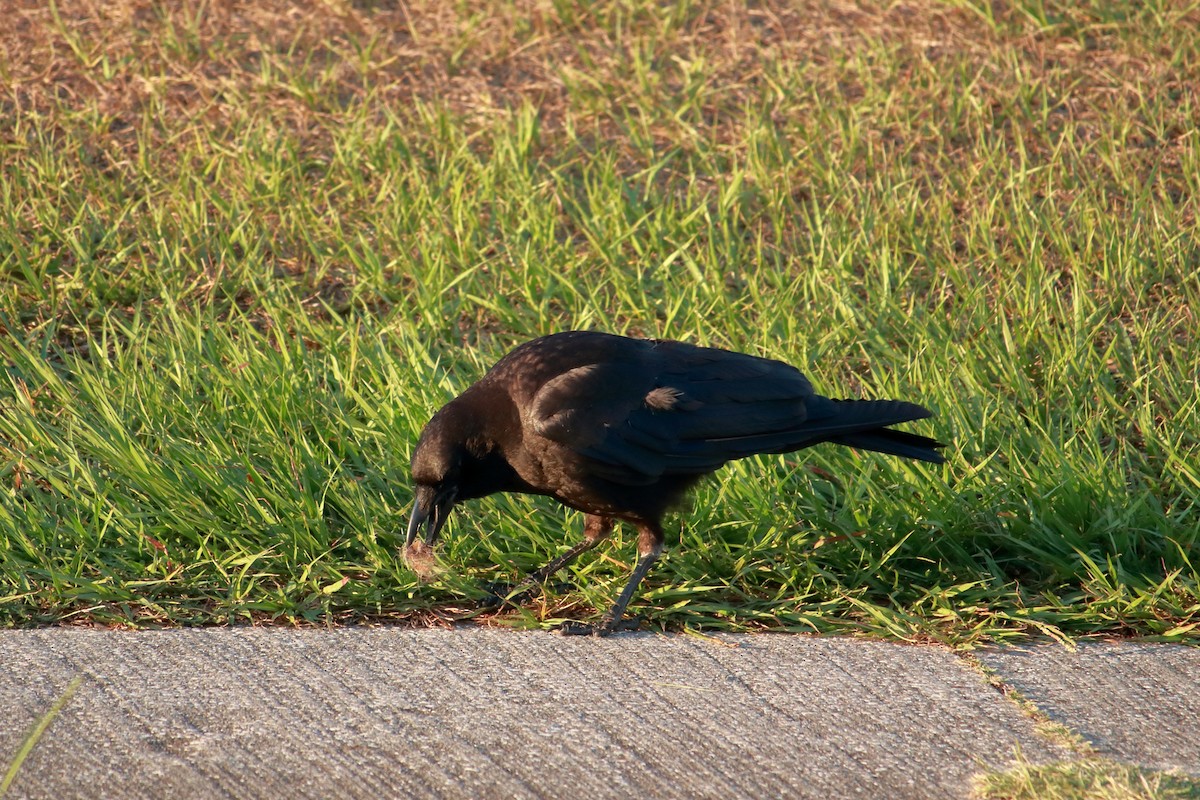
[403,539,440,581]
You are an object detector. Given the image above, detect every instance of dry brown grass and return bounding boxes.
[4,0,1196,169]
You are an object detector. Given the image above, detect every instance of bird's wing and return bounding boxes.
[528,343,824,485]
[528,362,668,484]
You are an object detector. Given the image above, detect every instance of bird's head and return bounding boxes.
[406,409,468,553]
[405,391,522,577]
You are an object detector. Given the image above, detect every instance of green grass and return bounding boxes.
[1,674,84,797]
[2,0,1198,642]
[974,758,1200,800]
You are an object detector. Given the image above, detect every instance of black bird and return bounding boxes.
[406,331,945,636]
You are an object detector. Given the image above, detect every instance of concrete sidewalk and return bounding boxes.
[1,629,1196,799]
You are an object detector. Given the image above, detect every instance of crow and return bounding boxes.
[406,331,945,636]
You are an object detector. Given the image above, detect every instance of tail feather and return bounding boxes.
[831,428,946,463]
[813,398,946,463]
[690,398,946,464]
[803,398,932,434]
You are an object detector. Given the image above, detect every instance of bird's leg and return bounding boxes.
[488,515,613,606]
[529,514,613,585]
[559,522,663,637]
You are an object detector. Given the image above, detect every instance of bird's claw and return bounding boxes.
[556,620,603,636]
[482,580,574,609]
[555,616,642,637]
[480,582,529,608]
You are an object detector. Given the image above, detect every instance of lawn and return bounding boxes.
[1,0,1197,644]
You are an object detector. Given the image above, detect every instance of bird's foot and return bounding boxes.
[481,580,571,609]
[480,582,530,609]
[555,616,642,637]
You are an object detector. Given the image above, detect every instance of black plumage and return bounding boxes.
[406,331,945,635]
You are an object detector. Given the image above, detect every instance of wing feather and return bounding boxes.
[527,340,827,484]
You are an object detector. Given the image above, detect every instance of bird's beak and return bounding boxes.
[405,504,429,548]
[405,487,454,548]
